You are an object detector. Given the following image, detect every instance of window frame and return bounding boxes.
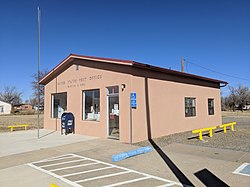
[208,98,215,115]
[185,97,196,117]
[82,89,100,122]
[51,92,67,119]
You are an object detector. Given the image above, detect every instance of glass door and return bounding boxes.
[107,86,119,139]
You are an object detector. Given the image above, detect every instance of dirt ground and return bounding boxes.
[0,114,44,133]
[135,112,250,152]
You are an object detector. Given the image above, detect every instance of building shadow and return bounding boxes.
[149,139,194,187]
[194,168,229,187]
[214,129,225,134]
[187,133,211,140]
[145,77,194,187]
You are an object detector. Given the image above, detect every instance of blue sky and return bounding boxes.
[0,0,249,101]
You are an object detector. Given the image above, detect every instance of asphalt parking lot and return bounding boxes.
[0,125,249,187]
[28,153,181,187]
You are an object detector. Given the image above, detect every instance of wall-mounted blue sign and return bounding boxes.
[130,93,137,108]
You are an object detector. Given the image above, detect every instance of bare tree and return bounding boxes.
[0,86,22,105]
[227,86,238,111]
[222,85,250,111]
[236,85,250,111]
[31,70,48,106]
[221,96,227,111]
[29,97,37,107]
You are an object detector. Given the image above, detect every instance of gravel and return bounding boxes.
[134,116,250,152]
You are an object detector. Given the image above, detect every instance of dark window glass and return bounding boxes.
[208,99,214,115]
[83,89,100,121]
[51,93,67,118]
[185,97,196,117]
[107,86,119,94]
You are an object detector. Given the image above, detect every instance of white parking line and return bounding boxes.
[27,153,182,187]
[74,171,131,183]
[76,154,180,185]
[83,155,182,186]
[45,154,76,160]
[49,162,99,172]
[27,162,82,187]
[62,166,113,177]
[33,154,75,164]
[40,158,86,168]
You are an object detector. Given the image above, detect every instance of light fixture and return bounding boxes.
[121,84,126,91]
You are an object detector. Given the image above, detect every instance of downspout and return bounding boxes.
[220,82,228,88]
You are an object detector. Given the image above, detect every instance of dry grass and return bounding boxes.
[222,110,250,117]
[0,114,44,133]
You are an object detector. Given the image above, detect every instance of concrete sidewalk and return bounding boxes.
[0,129,97,157]
[0,130,249,186]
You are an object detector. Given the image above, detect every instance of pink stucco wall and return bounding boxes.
[44,60,132,143]
[44,59,222,143]
[131,75,221,143]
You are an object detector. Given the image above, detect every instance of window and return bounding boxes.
[185,97,196,117]
[51,93,67,118]
[107,86,119,94]
[83,89,100,121]
[208,99,214,115]
[0,106,3,113]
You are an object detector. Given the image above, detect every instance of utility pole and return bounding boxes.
[181,57,184,72]
[37,6,41,139]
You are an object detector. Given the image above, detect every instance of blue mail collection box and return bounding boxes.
[61,112,75,135]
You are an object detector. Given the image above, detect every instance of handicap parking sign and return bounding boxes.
[131,93,136,99]
[130,93,137,108]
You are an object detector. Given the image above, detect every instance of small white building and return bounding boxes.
[243,104,250,110]
[0,100,11,115]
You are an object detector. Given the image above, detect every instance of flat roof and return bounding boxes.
[39,54,228,86]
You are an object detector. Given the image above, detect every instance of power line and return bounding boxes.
[184,59,250,82]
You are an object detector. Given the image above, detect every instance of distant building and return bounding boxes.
[13,104,33,111]
[0,100,11,115]
[243,104,250,110]
[235,103,250,110]
[34,105,44,111]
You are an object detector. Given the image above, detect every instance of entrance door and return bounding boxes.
[107,86,119,139]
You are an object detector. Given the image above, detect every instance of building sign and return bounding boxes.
[130,92,137,108]
[57,74,102,88]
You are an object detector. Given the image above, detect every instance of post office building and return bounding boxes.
[40,54,227,143]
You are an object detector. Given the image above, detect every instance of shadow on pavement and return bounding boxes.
[149,139,194,187]
[194,168,229,187]
[145,77,194,186]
